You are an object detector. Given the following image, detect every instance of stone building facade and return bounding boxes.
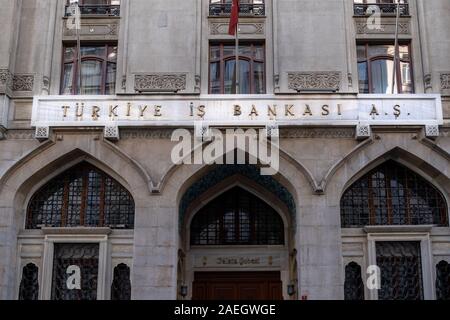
[0,0,449,300]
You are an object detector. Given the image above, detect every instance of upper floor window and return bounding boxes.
[26,162,134,229]
[357,43,413,94]
[209,43,265,94]
[61,44,117,95]
[353,0,409,16]
[341,161,448,228]
[65,0,120,17]
[190,187,284,246]
[209,0,265,17]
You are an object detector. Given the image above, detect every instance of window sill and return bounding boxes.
[41,227,112,235]
[363,225,434,234]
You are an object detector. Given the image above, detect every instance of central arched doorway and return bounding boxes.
[178,169,297,300]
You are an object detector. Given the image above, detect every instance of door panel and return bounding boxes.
[192,272,283,300]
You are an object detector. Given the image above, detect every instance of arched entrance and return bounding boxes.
[177,165,297,300]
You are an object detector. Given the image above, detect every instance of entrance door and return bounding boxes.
[192,272,283,300]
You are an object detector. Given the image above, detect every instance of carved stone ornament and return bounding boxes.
[35,126,50,140]
[356,124,371,140]
[0,69,13,91]
[134,74,187,92]
[425,125,439,138]
[355,20,410,35]
[441,73,450,90]
[12,74,34,92]
[288,72,341,92]
[104,125,120,141]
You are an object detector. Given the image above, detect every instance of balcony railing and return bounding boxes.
[209,3,265,17]
[354,3,409,16]
[65,5,120,17]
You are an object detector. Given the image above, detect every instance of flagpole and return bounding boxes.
[235,22,239,94]
[391,1,400,94]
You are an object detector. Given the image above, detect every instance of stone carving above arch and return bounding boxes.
[0,137,153,205]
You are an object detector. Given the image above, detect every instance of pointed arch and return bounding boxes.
[340,160,448,227]
[26,161,135,229]
[190,186,285,246]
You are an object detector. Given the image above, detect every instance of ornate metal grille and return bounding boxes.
[51,243,99,301]
[376,241,423,300]
[353,3,409,16]
[111,263,131,300]
[27,162,134,229]
[341,161,448,227]
[18,263,39,300]
[65,5,120,17]
[190,187,284,246]
[436,260,450,300]
[209,1,265,17]
[344,262,364,300]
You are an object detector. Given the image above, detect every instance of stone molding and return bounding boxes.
[134,73,187,93]
[288,72,341,92]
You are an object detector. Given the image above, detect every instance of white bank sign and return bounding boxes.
[32,94,443,127]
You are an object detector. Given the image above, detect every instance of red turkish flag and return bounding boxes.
[228,0,239,36]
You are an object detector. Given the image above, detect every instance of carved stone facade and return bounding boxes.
[0,70,34,93]
[441,73,450,91]
[134,74,187,93]
[63,18,120,41]
[355,19,411,35]
[12,75,34,92]
[210,21,265,35]
[288,72,341,92]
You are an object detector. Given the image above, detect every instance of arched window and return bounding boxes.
[27,162,134,229]
[341,161,448,227]
[61,44,117,95]
[357,43,413,94]
[18,263,39,300]
[190,187,284,245]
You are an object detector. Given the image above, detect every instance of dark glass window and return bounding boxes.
[61,44,117,95]
[436,261,450,300]
[51,243,99,301]
[111,263,131,300]
[357,43,413,94]
[18,263,39,300]
[209,43,265,94]
[344,262,364,300]
[376,241,423,300]
[190,187,284,246]
[27,162,134,229]
[341,161,448,227]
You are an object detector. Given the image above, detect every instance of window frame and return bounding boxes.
[366,233,435,300]
[357,42,414,94]
[209,42,266,94]
[40,234,109,300]
[60,43,117,95]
